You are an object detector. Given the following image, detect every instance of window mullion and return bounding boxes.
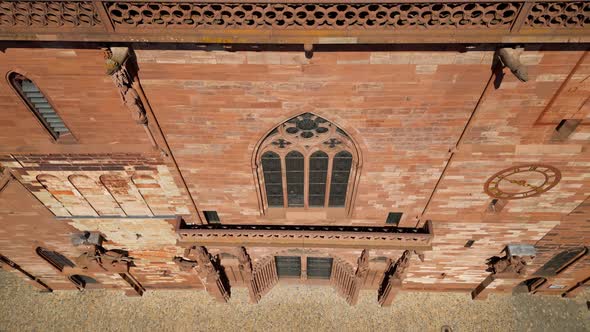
[304,154,309,209]
[280,154,288,208]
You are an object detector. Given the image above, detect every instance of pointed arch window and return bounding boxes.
[8,72,72,141]
[286,151,304,207]
[256,113,360,214]
[261,152,284,207]
[309,151,328,207]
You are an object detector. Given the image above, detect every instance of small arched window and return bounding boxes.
[309,151,328,207]
[9,72,71,140]
[255,113,360,214]
[36,247,75,272]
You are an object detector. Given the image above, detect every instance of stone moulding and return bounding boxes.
[0,1,588,43]
[176,220,433,250]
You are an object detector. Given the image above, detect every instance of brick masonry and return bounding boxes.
[0,46,588,299]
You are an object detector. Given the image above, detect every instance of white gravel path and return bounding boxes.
[1,270,588,332]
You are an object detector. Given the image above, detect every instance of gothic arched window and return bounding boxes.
[255,113,360,214]
[8,72,71,140]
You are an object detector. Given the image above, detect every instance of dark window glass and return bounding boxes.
[203,210,220,224]
[275,256,301,278]
[307,257,333,279]
[261,151,284,207]
[36,247,75,272]
[308,151,328,207]
[69,274,98,289]
[285,151,304,207]
[534,247,588,276]
[329,151,352,207]
[10,73,70,139]
[386,212,403,225]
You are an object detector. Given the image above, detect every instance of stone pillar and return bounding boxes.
[186,246,230,303]
[349,249,369,305]
[378,250,412,307]
[235,247,257,303]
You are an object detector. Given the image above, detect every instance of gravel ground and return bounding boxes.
[1,270,589,332]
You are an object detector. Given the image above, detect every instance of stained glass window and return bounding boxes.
[258,113,357,210]
[261,151,284,207]
[329,151,352,207]
[309,151,328,207]
[286,151,304,207]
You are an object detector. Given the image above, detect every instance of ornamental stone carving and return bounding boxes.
[105,2,520,30]
[378,250,412,307]
[72,245,132,273]
[486,254,534,277]
[185,246,230,302]
[105,47,148,125]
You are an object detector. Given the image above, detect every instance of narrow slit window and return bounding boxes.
[9,73,70,139]
[329,151,352,207]
[286,151,304,207]
[261,151,284,207]
[36,247,75,272]
[308,151,328,207]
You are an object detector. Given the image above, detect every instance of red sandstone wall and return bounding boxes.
[0,48,153,154]
[134,48,590,229]
[0,47,588,295]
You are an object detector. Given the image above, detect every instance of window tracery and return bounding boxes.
[255,113,359,213]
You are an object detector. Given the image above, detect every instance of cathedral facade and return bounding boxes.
[0,0,589,305]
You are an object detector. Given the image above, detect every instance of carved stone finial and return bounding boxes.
[356,249,369,276]
[392,250,412,280]
[185,246,230,302]
[378,250,413,306]
[235,247,253,275]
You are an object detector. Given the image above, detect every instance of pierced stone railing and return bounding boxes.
[177,220,433,250]
[0,1,587,43]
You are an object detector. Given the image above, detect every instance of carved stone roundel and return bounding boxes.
[484,164,561,200]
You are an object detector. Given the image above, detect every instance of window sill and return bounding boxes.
[54,132,77,144]
[264,207,347,220]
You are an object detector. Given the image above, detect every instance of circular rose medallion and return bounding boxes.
[484,164,561,200]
